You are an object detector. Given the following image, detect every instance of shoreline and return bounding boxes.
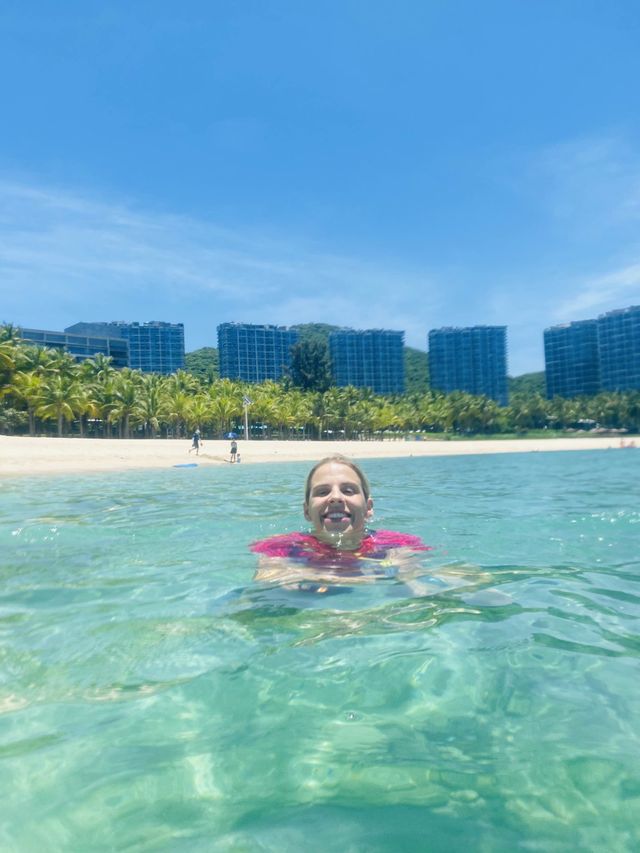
[0,434,630,477]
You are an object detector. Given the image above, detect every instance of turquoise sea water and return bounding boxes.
[1,450,639,852]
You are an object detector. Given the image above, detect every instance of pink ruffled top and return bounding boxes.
[251,530,430,573]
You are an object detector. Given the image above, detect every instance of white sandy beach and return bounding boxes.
[0,434,629,477]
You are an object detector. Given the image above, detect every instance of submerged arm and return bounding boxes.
[253,555,379,586]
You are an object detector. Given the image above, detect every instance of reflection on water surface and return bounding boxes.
[0,451,639,851]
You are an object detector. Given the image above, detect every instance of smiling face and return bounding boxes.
[303,460,373,548]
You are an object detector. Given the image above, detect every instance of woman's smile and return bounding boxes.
[304,461,373,546]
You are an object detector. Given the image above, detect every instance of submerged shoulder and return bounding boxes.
[250,531,316,556]
[369,529,431,551]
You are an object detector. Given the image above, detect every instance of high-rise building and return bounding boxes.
[428,326,508,405]
[328,329,405,394]
[18,327,129,368]
[543,320,600,398]
[217,323,299,382]
[597,305,640,392]
[65,321,184,374]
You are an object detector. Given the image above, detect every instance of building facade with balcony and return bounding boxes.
[597,305,640,392]
[428,325,508,405]
[18,327,129,368]
[217,323,299,382]
[65,321,184,374]
[543,319,600,398]
[328,329,405,395]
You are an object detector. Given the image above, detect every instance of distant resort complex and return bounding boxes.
[218,324,407,395]
[13,305,640,401]
[2,306,639,440]
[544,305,640,397]
[19,321,185,375]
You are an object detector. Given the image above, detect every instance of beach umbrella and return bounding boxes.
[224,431,238,439]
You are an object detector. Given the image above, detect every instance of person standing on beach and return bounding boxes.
[230,439,238,463]
[189,429,203,455]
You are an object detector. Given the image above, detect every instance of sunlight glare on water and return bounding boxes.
[0,450,639,851]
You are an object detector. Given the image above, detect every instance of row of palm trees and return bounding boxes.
[1,330,639,438]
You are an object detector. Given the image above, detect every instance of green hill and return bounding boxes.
[404,347,429,394]
[185,330,538,399]
[184,347,219,381]
[508,371,545,396]
[292,324,429,394]
[290,323,342,341]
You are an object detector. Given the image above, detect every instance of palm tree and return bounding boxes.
[165,390,193,438]
[320,387,351,438]
[372,400,403,438]
[111,369,142,438]
[0,338,17,373]
[47,348,79,378]
[185,393,213,435]
[272,390,311,439]
[626,391,640,433]
[591,392,628,430]
[388,398,412,436]
[348,399,376,439]
[287,389,314,438]
[81,353,115,384]
[9,371,44,435]
[73,384,102,438]
[432,394,456,432]
[0,326,21,395]
[0,345,17,398]
[166,369,201,396]
[249,386,280,438]
[135,374,170,438]
[15,345,59,377]
[37,374,83,436]
[209,388,242,436]
[91,377,119,437]
[311,390,334,439]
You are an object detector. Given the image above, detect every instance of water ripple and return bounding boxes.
[0,453,639,851]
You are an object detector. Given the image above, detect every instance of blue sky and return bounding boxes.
[1,1,639,375]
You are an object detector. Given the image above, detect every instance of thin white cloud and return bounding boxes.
[526,132,640,233]
[2,170,638,375]
[504,131,640,340]
[0,177,443,348]
[0,180,274,297]
[552,262,640,321]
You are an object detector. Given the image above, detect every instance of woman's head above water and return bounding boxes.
[303,456,373,548]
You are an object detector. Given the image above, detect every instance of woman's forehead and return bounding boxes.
[310,462,360,485]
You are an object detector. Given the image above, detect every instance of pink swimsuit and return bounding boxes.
[251,530,430,575]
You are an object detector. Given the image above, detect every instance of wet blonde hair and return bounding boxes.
[304,455,371,503]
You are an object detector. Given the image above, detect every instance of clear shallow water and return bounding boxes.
[1,450,639,852]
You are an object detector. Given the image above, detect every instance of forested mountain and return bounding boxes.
[184,347,219,380]
[404,347,429,394]
[3,326,638,438]
[290,323,342,341]
[508,372,545,396]
[183,329,541,398]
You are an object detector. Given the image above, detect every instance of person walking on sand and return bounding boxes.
[230,439,238,463]
[189,428,203,455]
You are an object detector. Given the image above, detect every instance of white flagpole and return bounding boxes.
[243,396,252,441]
